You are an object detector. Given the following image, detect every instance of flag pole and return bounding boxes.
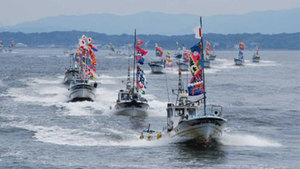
[132,29,136,94]
[200,16,207,115]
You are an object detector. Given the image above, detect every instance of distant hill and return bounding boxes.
[0,8,300,35]
[0,31,299,50]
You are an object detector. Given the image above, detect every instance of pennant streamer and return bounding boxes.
[238,41,245,59]
[155,43,163,57]
[188,42,204,97]
[135,37,148,94]
[165,51,173,68]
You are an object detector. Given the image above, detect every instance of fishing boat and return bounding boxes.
[204,41,211,68]
[175,43,189,71]
[234,41,245,66]
[168,18,226,143]
[64,53,79,85]
[141,17,227,144]
[252,46,260,63]
[148,43,165,74]
[209,44,217,60]
[69,79,97,101]
[69,35,98,102]
[114,30,149,116]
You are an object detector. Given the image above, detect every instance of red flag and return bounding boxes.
[136,46,148,56]
[137,38,143,46]
[199,26,202,38]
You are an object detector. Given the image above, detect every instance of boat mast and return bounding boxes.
[126,65,131,90]
[176,62,184,105]
[70,53,72,68]
[132,29,136,94]
[200,16,207,115]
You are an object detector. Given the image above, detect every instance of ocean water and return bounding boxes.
[0,48,299,169]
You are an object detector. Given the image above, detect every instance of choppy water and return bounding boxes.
[0,48,299,168]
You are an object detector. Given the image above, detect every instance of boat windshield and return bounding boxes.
[133,93,139,100]
[187,108,196,116]
[175,108,185,117]
[121,93,130,100]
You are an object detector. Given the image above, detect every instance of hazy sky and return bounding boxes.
[0,0,299,26]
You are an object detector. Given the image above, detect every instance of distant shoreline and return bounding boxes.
[1,31,299,50]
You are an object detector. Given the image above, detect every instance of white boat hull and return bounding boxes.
[148,61,164,74]
[209,55,216,60]
[252,56,260,63]
[171,117,226,143]
[234,58,244,66]
[114,101,149,116]
[69,83,96,101]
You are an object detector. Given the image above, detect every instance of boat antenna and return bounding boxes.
[164,71,170,102]
[70,53,72,68]
[126,45,131,89]
[132,29,136,94]
[176,62,183,105]
[200,16,207,115]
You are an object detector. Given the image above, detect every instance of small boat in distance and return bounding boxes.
[69,79,97,101]
[114,30,149,116]
[148,43,165,74]
[234,41,245,66]
[69,35,98,102]
[252,46,260,63]
[175,42,189,71]
[209,44,216,60]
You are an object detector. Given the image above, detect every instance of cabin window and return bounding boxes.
[175,108,184,116]
[121,94,129,100]
[133,94,138,99]
[187,108,196,116]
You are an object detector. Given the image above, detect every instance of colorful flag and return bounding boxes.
[238,41,245,59]
[155,43,163,57]
[188,41,205,97]
[194,26,202,39]
[109,43,115,52]
[136,65,147,94]
[137,38,143,47]
[165,51,173,68]
[136,44,148,65]
[135,37,147,93]
[205,41,211,56]
[74,35,98,80]
[239,41,245,50]
[183,47,190,62]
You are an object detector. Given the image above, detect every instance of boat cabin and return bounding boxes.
[117,90,131,102]
[166,102,223,132]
